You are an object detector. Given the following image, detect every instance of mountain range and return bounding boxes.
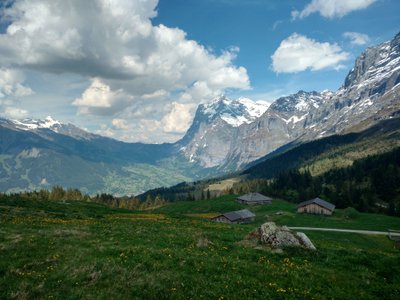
[179,32,400,170]
[1,32,399,195]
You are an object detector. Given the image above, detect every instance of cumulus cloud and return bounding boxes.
[0,1,249,95]
[292,0,377,19]
[0,0,250,141]
[271,33,350,73]
[97,118,170,143]
[73,78,133,116]
[0,68,33,99]
[343,32,370,45]
[111,118,131,130]
[162,102,197,134]
[0,67,33,120]
[1,107,29,119]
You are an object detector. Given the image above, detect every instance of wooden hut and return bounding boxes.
[211,209,256,224]
[236,193,272,205]
[297,198,335,215]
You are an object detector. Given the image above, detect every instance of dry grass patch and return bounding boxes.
[207,178,242,192]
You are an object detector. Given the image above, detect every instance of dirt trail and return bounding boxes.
[288,227,400,236]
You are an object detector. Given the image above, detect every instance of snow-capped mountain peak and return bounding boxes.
[236,97,271,118]
[12,116,62,131]
[201,95,270,127]
[270,90,325,114]
[3,116,95,140]
[42,116,61,128]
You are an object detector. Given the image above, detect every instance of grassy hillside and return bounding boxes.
[1,196,399,299]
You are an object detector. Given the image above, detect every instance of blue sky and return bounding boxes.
[0,0,399,143]
[155,0,400,99]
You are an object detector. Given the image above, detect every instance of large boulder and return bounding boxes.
[259,222,301,248]
[250,222,316,250]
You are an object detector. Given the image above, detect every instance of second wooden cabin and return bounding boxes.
[297,197,335,215]
[211,209,256,224]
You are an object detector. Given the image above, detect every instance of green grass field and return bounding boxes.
[1,196,399,299]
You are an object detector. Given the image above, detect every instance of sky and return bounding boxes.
[0,0,399,143]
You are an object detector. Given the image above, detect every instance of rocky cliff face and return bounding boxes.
[304,31,400,138]
[176,96,269,168]
[178,32,400,170]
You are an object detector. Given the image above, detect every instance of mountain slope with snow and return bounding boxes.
[199,95,269,127]
[178,32,400,170]
[12,116,61,131]
[176,96,270,168]
[1,116,97,141]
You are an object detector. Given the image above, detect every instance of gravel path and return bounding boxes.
[288,227,400,237]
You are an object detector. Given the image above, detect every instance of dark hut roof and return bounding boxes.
[237,192,272,202]
[297,197,335,211]
[219,209,256,222]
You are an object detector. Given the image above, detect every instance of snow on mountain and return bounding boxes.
[310,32,400,138]
[2,116,96,141]
[177,32,400,170]
[201,95,270,127]
[343,32,400,96]
[236,97,270,118]
[12,116,62,131]
[269,91,326,114]
[178,90,335,169]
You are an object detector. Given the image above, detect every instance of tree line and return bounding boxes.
[0,186,166,211]
[233,147,400,216]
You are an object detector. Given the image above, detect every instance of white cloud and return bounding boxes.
[1,107,29,119]
[292,0,377,19]
[0,67,33,120]
[271,33,350,73]
[72,78,133,115]
[96,127,116,139]
[0,0,250,142]
[112,118,131,130]
[0,1,249,94]
[162,102,197,134]
[0,68,33,99]
[97,118,174,143]
[343,32,370,45]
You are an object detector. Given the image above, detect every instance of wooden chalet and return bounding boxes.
[211,209,256,224]
[236,192,272,205]
[297,198,335,215]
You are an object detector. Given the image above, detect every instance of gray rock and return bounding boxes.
[259,222,301,248]
[296,232,317,251]
[251,222,316,250]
